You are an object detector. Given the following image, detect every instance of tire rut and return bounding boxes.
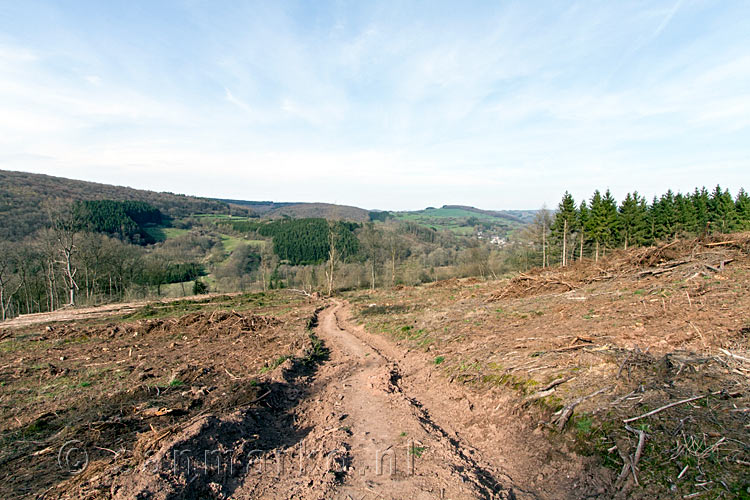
[318,302,526,500]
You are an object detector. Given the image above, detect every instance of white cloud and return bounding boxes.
[0,2,748,210]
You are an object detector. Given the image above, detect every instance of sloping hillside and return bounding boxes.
[440,204,538,224]
[349,234,750,498]
[219,199,370,221]
[0,170,239,241]
[391,205,529,236]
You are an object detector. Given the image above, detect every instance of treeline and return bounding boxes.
[534,185,749,266]
[0,203,208,320]
[73,200,163,244]
[221,218,360,265]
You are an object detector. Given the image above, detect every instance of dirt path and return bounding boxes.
[312,301,523,499]
[40,299,606,499]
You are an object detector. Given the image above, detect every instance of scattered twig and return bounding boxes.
[678,464,689,479]
[623,391,722,423]
[250,389,272,404]
[719,348,750,363]
[617,350,634,380]
[94,446,120,456]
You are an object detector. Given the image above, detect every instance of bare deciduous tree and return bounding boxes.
[46,202,80,306]
[0,243,22,321]
[325,221,338,296]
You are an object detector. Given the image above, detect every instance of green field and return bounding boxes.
[219,234,266,253]
[143,226,189,242]
[390,207,522,236]
[397,207,500,220]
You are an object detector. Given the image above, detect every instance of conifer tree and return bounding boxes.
[601,189,620,251]
[736,188,750,229]
[691,187,710,234]
[674,192,697,235]
[586,191,609,261]
[551,192,577,266]
[577,200,589,260]
[709,185,738,233]
[653,190,679,241]
[618,191,648,249]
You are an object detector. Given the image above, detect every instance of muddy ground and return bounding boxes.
[1,235,748,499]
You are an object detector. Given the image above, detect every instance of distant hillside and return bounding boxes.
[216,199,370,221]
[216,199,295,216]
[390,205,532,237]
[438,205,537,224]
[0,170,238,241]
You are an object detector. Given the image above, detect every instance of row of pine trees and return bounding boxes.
[539,185,749,265]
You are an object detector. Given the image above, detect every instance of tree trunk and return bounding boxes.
[326,225,337,296]
[595,240,600,262]
[562,219,568,267]
[391,251,396,287]
[579,230,584,260]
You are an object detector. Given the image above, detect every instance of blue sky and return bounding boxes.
[0,1,748,210]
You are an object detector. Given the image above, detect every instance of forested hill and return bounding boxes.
[0,170,241,241]
[219,199,371,221]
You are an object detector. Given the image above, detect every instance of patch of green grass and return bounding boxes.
[400,431,408,437]
[219,234,247,254]
[260,355,291,373]
[433,356,445,365]
[79,381,93,388]
[458,360,482,372]
[575,415,593,435]
[143,226,189,242]
[169,379,184,387]
[60,335,91,345]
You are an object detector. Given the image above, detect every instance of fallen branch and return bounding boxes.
[250,389,272,404]
[623,391,722,423]
[550,344,591,353]
[625,424,647,468]
[524,376,575,402]
[554,386,612,430]
[537,376,574,392]
[705,240,738,247]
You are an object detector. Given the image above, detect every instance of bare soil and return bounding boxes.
[349,234,750,498]
[1,234,748,499]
